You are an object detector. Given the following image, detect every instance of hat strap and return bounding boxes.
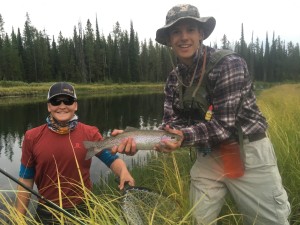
[191,46,207,98]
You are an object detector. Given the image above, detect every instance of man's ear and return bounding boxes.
[200,30,205,40]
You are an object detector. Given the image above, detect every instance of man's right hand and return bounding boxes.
[154,125,184,153]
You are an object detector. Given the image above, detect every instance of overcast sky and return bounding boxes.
[1,0,299,46]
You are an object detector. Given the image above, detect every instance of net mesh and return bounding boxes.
[121,187,178,225]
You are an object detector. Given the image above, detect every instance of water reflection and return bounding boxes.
[0,93,164,193]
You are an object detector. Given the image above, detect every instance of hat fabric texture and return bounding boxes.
[47,82,77,100]
[155,4,216,45]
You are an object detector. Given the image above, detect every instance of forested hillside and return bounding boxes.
[0,13,299,83]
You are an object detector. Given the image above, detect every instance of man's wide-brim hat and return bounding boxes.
[155,4,216,46]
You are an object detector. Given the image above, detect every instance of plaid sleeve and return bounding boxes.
[162,70,189,129]
[181,54,251,146]
[162,54,262,147]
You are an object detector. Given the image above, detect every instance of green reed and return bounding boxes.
[258,84,300,224]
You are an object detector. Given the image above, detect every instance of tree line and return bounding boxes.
[0,13,299,84]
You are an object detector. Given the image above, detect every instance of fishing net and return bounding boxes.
[120,186,179,225]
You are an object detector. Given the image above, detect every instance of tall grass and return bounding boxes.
[257,84,300,224]
[99,150,246,225]
[1,83,299,224]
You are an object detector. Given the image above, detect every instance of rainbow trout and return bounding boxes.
[83,127,181,160]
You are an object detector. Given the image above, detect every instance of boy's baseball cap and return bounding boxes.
[47,82,77,100]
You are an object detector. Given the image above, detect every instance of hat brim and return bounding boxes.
[47,93,77,100]
[155,16,216,46]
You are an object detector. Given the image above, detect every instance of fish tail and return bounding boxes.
[83,141,102,160]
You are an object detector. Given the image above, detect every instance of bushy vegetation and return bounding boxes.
[0,81,164,98]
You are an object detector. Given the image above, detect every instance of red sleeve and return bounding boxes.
[78,122,103,141]
[21,130,35,168]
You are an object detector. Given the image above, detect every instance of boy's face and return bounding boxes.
[168,19,203,65]
[47,95,78,123]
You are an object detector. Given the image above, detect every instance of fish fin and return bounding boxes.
[124,126,139,132]
[83,141,96,149]
[85,149,95,160]
[83,141,100,160]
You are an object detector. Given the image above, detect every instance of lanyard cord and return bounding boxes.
[167,43,207,162]
[168,46,202,88]
[188,46,207,126]
[187,47,207,162]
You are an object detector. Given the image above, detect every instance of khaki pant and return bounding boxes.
[190,137,290,225]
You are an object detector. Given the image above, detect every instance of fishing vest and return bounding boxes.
[177,49,235,123]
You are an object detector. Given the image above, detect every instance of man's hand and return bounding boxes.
[155,125,184,153]
[110,129,137,155]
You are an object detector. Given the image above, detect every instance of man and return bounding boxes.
[113,4,290,225]
[15,82,135,224]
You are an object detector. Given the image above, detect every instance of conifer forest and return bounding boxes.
[0,13,299,83]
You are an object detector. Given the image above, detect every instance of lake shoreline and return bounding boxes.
[0,82,165,98]
[0,82,165,105]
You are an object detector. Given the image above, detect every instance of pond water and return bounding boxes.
[0,93,164,199]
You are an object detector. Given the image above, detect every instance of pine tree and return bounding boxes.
[23,13,38,82]
[129,21,139,82]
[119,30,130,82]
[239,23,248,60]
[74,22,87,82]
[94,16,106,82]
[263,32,270,82]
[247,32,255,79]
[34,30,51,81]
[10,29,23,80]
[84,19,96,82]
[254,38,264,81]
[50,35,59,80]
[139,40,149,81]
[221,34,230,49]
[110,22,122,82]
[0,14,5,39]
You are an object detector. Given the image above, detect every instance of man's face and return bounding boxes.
[47,95,77,123]
[168,20,203,65]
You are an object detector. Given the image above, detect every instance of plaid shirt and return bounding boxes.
[162,46,267,147]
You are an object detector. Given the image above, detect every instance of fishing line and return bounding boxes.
[0,168,87,225]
